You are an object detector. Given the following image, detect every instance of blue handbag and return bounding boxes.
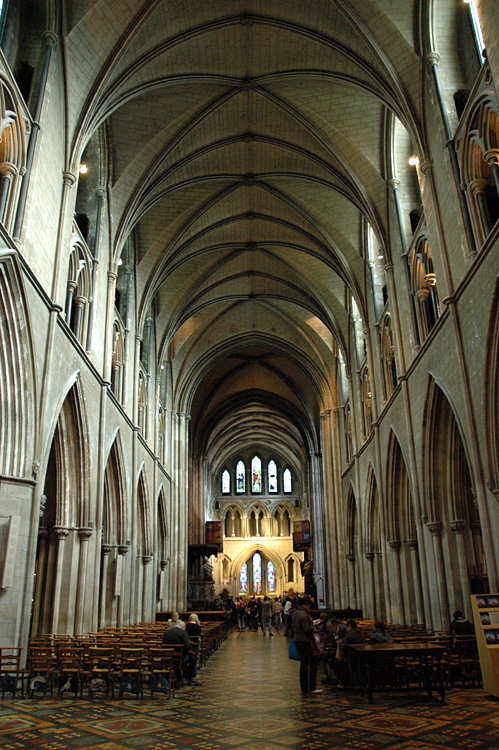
[288,640,300,660]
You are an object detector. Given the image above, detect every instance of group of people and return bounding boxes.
[162,612,202,686]
[291,595,394,696]
[234,594,290,634]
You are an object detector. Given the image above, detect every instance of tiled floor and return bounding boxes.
[1,629,499,749]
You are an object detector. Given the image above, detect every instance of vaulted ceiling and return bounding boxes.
[66,1,452,471]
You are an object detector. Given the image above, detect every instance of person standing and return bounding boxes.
[272,597,283,631]
[292,595,323,695]
[261,595,273,636]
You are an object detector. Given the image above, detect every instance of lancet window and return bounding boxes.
[380,314,397,400]
[251,456,262,493]
[361,366,373,437]
[65,233,93,346]
[236,461,245,493]
[283,468,292,493]
[268,460,278,492]
[410,238,440,341]
[222,470,230,494]
[111,318,124,400]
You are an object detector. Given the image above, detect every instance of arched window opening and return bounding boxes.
[268,459,278,492]
[248,507,264,537]
[287,558,295,582]
[273,505,291,536]
[65,234,93,346]
[411,238,440,341]
[361,366,373,437]
[224,506,242,537]
[111,318,124,400]
[283,468,292,493]
[137,368,147,438]
[236,461,245,493]
[253,552,262,594]
[239,562,248,593]
[344,401,353,464]
[267,561,276,593]
[157,405,165,465]
[222,469,231,494]
[251,455,262,493]
[380,314,397,400]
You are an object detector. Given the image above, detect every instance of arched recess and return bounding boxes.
[422,377,484,624]
[31,379,90,635]
[385,431,424,624]
[136,468,152,623]
[0,251,35,477]
[156,487,168,612]
[345,486,361,610]
[484,278,499,497]
[364,465,386,620]
[230,544,290,599]
[98,431,127,628]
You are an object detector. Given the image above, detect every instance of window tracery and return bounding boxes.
[380,314,397,400]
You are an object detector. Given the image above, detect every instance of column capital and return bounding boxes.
[425,51,440,69]
[406,538,418,550]
[102,544,113,555]
[53,526,70,539]
[484,149,499,168]
[118,544,130,555]
[427,521,443,536]
[0,162,17,179]
[142,555,153,564]
[388,178,400,189]
[388,539,401,552]
[44,31,59,46]
[78,527,94,541]
[450,519,466,534]
[419,160,433,176]
[365,551,375,562]
[469,177,487,195]
[63,171,77,187]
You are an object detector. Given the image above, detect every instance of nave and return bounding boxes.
[1,631,498,750]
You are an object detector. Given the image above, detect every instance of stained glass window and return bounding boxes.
[236,461,245,493]
[267,561,276,593]
[253,552,262,594]
[283,468,292,493]
[222,469,230,494]
[268,460,277,492]
[251,456,262,493]
[239,562,248,593]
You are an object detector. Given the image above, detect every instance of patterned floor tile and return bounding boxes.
[1,631,499,749]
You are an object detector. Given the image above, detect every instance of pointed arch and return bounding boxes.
[0,251,36,477]
[103,430,127,546]
[386,430,416,541]
[484,278,499,495]
[137,467,152,556]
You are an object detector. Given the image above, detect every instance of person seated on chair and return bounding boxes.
[369,621,393,644]
[335,619,365,689]
[449,610,474,637]
[162,620,200,686]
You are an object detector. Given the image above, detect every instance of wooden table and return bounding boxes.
[349,642,446,704]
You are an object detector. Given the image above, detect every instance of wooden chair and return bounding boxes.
[117,647,144,698]
[147,648,175,698]
[26,648,54,697]
[56,646,83,698]
[0,647,24,698]
[86,646,115,697]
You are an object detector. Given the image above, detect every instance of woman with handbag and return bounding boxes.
[291,596,323,696]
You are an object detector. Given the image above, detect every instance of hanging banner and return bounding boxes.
[206,521,222,547]
[293,520,311,551]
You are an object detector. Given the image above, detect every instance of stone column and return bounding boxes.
[427,521,450,630]
[450,520,472,619]
[31,527,48,634]
[388,540,405,624]
[51,527,69,633]
[99,545,112,627]
[72,294,86,341]
[407,539,424,625]
[0,162,17,222]
[469,177,491,235]
[470,522,484,577]
[141,555,153,622]
[365,552,376,619]
[117,544,129,627]
[74,526,94,633]
[347,556,357,609]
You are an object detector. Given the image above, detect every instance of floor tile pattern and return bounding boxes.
[1,630,499,749]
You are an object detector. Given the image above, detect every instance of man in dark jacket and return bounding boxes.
[162,623,199,685]
[292,596,323,696]
[336,619,365,688]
